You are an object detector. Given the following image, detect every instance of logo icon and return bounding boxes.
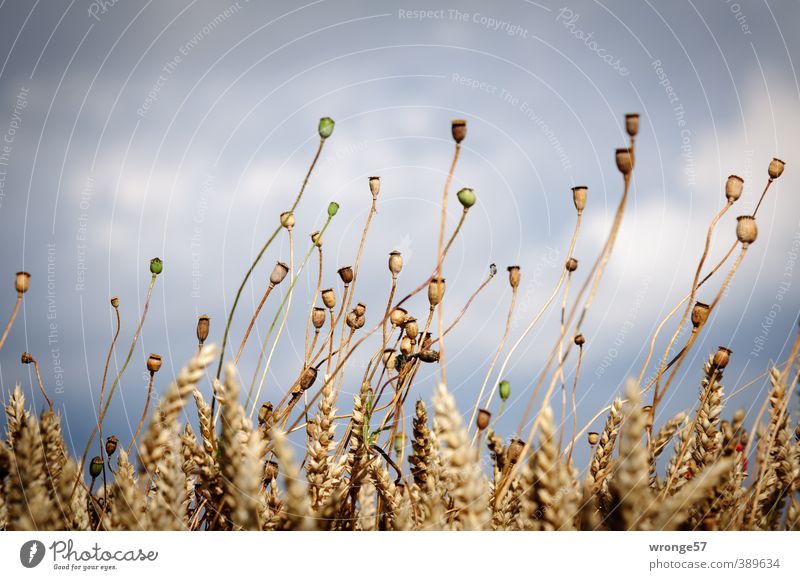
[20,540,46,568]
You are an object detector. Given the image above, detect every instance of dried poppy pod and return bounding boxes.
[451,119,467,144]
[279,211,295,229]
[574,333,585,346]
[346,311,366,330]
[311,307,327,330]
[147,353,162,374]
[736,215,757,246]
[321,288,336,309]
[565,257,578,272]
[418,349,440,363]
[507,266,521,289]
[404,317,418,340]
[768,158,785,180]
[263,460,279,483]
[196,314,210,344]
[587,431,599,446]
[507,438,526,465]
[369,176,381,197]
[258,402,274,427]
[270,261,289,286]
[388,250,403,277]
[15,271,30,294]
[354,303,366,317]
[390,306,408,327]
[625,113,640,138]
[400,336,413,356]
[691,301,710,328]
[476,409,491,431]
[713,346,732,369]
[498,380,511,402]
[105,435,119,457]
[457,187,476,209]
[382,348,396,368]
[310,231,322,248]
[298,367,318,391]
[110,296,120,308]
[420,332,433,350]
[20,351,34,364]
[615,148,634,175]
[725,175,744,203]
[571,186,588,214]
[428,277,445,307]
[89,456,104,478]
[337,266,354,285]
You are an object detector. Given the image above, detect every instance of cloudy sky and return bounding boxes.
[0,0,797,469]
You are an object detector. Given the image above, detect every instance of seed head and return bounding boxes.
[89,456,104,478]
[388,250,403,277]
[476,409,491,431]
[312,307,326,329]
[507,266,521,289]
[149,257,163,275]
[404,317,418,339]
[337,266,353,285]
[280,211,295,229]
[318,117,335,140]
[390,307,408,327]
[382,349,397,369]
[498,380,511,402]
[625,113,640,137]
[713,346,732,369]
[428,277,445,307]
[354,303,366,317]
[565,257,578,272]
[327,201,340,218]
[735,215,757,246]
[21,352,34,364]
[615,148,634,176]
[451,119,467,144]
[420,332,433,350]
[147,353,162,374]
[587,431,599,446]
[571,186,588,214]
[691,302,710,328]
[110,296,120,308]
[369,176,381,197]
[196,315,210,344]
[400,336,413,356]
[270,261,289,286]
[507,438,526,465]
[321,288,336,309]
[258,402,274,427]
[574,333,585,346]
[418,350,439,363]
[456,187,476,209]
[105,435,118,456]
[346,311,366,330]
[310,231,322,248]
[298,367,318,391]
[14,271,30,294]
[768,158,785,180]
[725,175,744,203]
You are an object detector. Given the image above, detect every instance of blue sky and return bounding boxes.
[0,0,798,469]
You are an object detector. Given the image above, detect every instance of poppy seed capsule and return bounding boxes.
[147,353,162,374]
[21,352,34,364]
[400,336,413,356]
[713,346,732,369]
[327,201,339,218]
[587,431,599,446]
[105,435,118,456]
[310,231,322,247]
[571,186,588,214]
[354,303,366,317]
[625,113,640,137]
[768,158,785,180]
[476,409,491,431]
[346,312,366,330]
[725,175,744,202]
[451,119,467,143]
[574,333,585,346]
[258,402,274,427]
[404,317,418,339]
[89,456,104,478]
[691,302,710,328]
[456,187,476,209]
[318,117,335,140]
[507,438,526,465]
[280,211,295,229]
[565,257,578,272]
[382,348,395,368]
[507,266,521,289]
[312,307,326,329]
[270,261,289,286]
[298,367,318,391]
[420,332,433,350]
[110,296,120,308]
[14,271,30,294]
[428,278,445,307]
[615,148,634,175]
[736,215,757,246]
[419,349,439,363]
[321,288,336,309]
[337,266,354,285]
[369,176,380,197]
[196,315,210,343]
[388,250,403,276]
[499,380,511,402]
[150,257,163,275]
[390,307,408,327]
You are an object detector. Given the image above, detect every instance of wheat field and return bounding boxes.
[0,114,797,531]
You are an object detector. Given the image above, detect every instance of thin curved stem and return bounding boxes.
[97,303,120,507]
[0,293,22,353]
[303,247,323,365]
[127,372,155,456]
[233,284,275,366]
[565,344,584,468]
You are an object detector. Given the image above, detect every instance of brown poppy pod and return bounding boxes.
[337,266,353,285]
[321,288,336,309]
[146,354,162,374]
[713,346,732,369]
[312,307,326,329]
[15,271,30,294]
[725,175,743,202]
[571,186,588,214]
[451,119,467,143]
[270,262,289,286]
[196,315,210,344]
[388,250,403,276]
[615,148,634,175]
[507,266,521,289]
[691,302,710,328]
[476,409,491,431]
[768,158,785,180]
[428,278,445,307]
[625,113,640,137]
[735,216,757,246]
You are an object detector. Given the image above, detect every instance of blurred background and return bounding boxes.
[0,0,797,471]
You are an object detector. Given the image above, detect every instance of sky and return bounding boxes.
[0,0,798,471]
